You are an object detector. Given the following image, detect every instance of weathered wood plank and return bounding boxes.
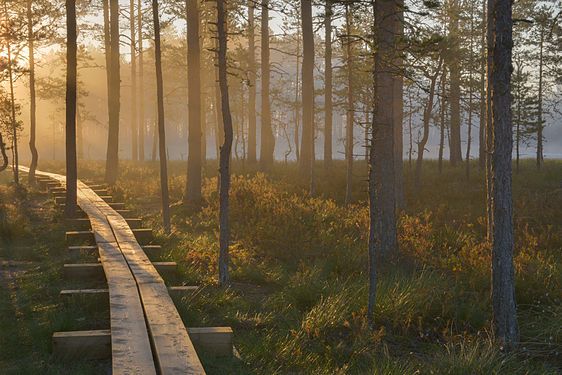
[188,327,233,357]
[52,330,111,360]
[63,262,177,280]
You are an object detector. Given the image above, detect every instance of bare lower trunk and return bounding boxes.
[300,0,314,182]
[449,0,462,166]
[438,67,447,174]
[27,0,38,184]
[369,0,398,324]
[217,0,232,286]
[490,0,518,348]
[4,2,19,184]
[393,0,404,209]
[247,0,257,163]
[485,0,494,242]
[344,4,354,204]
[130,0,138,161]
[415,59,442,186]
[260,0,274,169]
[479,0,486,169]
[185,0,202,204]
[152,0,171,233]
[138,0,145,161]
[65,0,78,218]
[536,28,544,170]
[105,0,120,184]
[324,0,333,168]
[0,132,8,171]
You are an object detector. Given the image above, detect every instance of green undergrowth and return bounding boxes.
[2,159,561,373]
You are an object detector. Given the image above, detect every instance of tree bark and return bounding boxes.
[344,3,354,204]
[393,0,405,208]
[478,0,486,169]
[130,0,138,161]
[490,0,519,348]
[4,1,19,185]
[105,0,121,184]
[65,0,78,218]
[152,0,171,233]
[185,0,202,204]
[0,131,8,172]
[247,0,257,163]
[260,0,274,169]
[369,0,398,323]
[300,0,314,194]
[138,0,145,161]
[486,0,494,242]
[438,67,447,174]
[323,0,333,168]
[415,59,442,186]
[217,0,232,286]
[536,27,544,170]
[27,0,38,185]
[449,0,462,166]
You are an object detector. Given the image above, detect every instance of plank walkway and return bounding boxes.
[20,167,207,374]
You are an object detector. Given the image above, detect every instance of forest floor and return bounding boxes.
[0,160,560,374]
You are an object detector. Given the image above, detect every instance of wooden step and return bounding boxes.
[65,218,142,231]
[66,228,153,245]
[56,195,113,205]
[67,244,161,258]
[109,202,125,210]
[53,327,233,360]
[63,262,177,280]
[60,286,198,297]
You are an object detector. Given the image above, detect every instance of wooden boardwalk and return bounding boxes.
[20,168,232,374]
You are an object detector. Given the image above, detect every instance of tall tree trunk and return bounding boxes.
[130,0,138,161]
[466,3,475,181]
[247,0,257,163]
[536,27,544,170]
[415,59,442,186]
[27,0,38,184]
[479,0,486,169]
[394,0,405,208]
[138,0,145,161]
[217,0,232,286]
[65,0,78,218]
[490,0,518,348]
[0,131,8,172]
[438,67,447,174]
[105,0,121,184]
[485,0,494,241]
[152,0,171,233]
[77,103,84,159]
[300,0,314,193]
[449,0,462,166]
[185,0,202,204]
[369,0,398,323]
[408,93,413,168]
[294,14,301,163]
[324,0,333,168]
[260,0,274,168]
[344,3,354,204]
[214,30,224,159]
[4,2,19,185]
[515,62,522,173]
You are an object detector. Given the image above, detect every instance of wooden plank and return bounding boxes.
[67,245,161,259]
[52,330,111,360]
[63,262,177,280]
[61,285,198,297]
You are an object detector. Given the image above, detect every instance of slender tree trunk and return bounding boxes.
[185,0,202,204]
[466,3,475,181]
[415,59,442,186]
[260,0,274,168]
[490,0,518,348]
[515,62,522,173]
[130,0,138,161]
[486,0,494,241]
[344,3,354,204]
[77,103,84,159]
[27,0,38,184]
[152,0,171,233]
[536,28,544,170]
[105,0,121,184]
[324,0,333,168]
[438,67,447,174]
[217,0,232,286]
[294,15,301,163]
[369,0,398,324]
[300,0,314,193]
[138,0,145,161]
[214,31,224,159]
[394,0,405,208]
[4,2,19,185]
[0,131,8,172]
[408,93,413,169]
[247,0,257,163]
[65,0,78,218]
[479,0,486,169]
[449,0,462,166]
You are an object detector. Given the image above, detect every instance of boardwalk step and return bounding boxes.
[63,262,177,280]
[67,244,162,258]
[60,286,198,297]
[53,327,233,360]
[66,228,153,245]
[66,218,142,230]
[56,195,113,205]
